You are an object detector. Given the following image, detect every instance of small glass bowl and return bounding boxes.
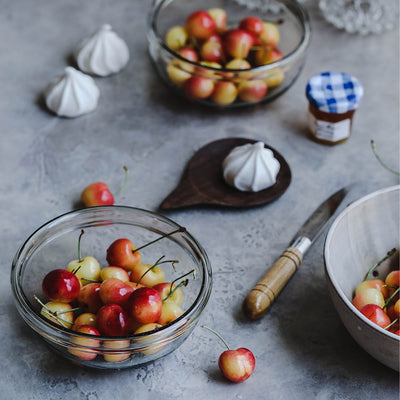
[147,0,311,108]
[11,206,212,369]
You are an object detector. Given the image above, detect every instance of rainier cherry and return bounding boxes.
[81,166,129,207]
[202,326,255,383]
[67,230,101,285]
[128,287,162,324]
[77,282,103,313]
[68,325,101,361]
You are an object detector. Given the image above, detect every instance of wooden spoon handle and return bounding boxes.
[243,247,303,319]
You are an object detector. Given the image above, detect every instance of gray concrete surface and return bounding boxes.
[1,1,398,399]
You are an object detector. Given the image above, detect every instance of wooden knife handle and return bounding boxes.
[243,247,303,319]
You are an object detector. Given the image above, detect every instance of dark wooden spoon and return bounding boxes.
[160,137,291,210]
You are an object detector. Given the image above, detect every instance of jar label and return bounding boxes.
[308,112,351,142]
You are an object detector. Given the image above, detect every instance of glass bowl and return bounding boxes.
[324,186,399,371]
[11,206,212,369]
[147,0,311,108]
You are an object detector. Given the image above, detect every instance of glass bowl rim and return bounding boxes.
[146,0,311,73]
[11,205,212,347]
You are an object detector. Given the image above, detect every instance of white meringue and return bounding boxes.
[222,142,281,192]
[44,67,100,118]
[74,24,129,76]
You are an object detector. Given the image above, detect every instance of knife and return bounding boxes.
[243,186,349,320]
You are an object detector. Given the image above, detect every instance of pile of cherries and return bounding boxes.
[37,228,192,362]
[164,8,284,105]
[352,249,399,335]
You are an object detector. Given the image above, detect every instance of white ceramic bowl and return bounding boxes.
[324,185,399,371]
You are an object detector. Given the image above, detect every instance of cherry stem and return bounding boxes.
[384,287,400,309]
[81,277,101,283]
[201,325,231,351]
[163,280,188,303]
[34,295,72,328]
[78,229,84,262]
[384,317,399,331]
[371,140,400,176]
[365,248,396,280]
[114,166,130,197]
[136,255,179,286]
[162,269,196,302]
[133,227,186,254]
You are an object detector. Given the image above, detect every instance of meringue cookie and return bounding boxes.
[74,24,129,76]
[44,67,100,118]
[222,142,280,192]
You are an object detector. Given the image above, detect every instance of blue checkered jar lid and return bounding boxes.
[306,72,363,113]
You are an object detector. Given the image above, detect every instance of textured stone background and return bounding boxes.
[1,0,398,399]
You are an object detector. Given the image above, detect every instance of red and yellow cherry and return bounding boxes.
[153,282,184,305]
[239,16,264,37]
[179,48,199,63]
[264,68,285,88]
[238,80,268,102]
[134,323,164,354]
[81,182,114,207]
[73,312,97,330]
[185,10,216,40]
[77,282,103,314]
[167,62,192,86]
[103,339,131,362]
[130,263,165,288]
[200,38,225,64]
[352,288,385,310]
[165,26,188,51]
[202,326,255,383]
[158,300,183,325]
[183,76,214,99]
[254,47,283,66]
[81,166,128,207]
[355,279,389,299]
[385,270,400,287]
[259,21,280,48]
[106,238,142,271]
[99,278,134,307]
[100,266,130,282]
[211,81,238,105]
[96,304,130,336]
[207,8,227,34]
[40,301,75,329]
[128,287,162,324]
[42,269,81,303]
[68,325,101,361]
[359,304,391,329]
[222,29,254,59]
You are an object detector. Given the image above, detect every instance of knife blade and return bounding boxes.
[243,186,350,320]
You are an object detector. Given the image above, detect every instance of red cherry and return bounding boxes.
[96,304,130,336]
[81,182,114,207]
[99,278,134,307]
[359,304,391,329]
[42,269,81,303]
[239,16,264,37]
[77,282,103,313]
[128,287,162,324]
[185,10,216,40]
[222,29,254,59]
[106,238,142,271]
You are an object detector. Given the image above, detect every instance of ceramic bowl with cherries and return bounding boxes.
[147,0,311,107]
[11,206,212,369]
